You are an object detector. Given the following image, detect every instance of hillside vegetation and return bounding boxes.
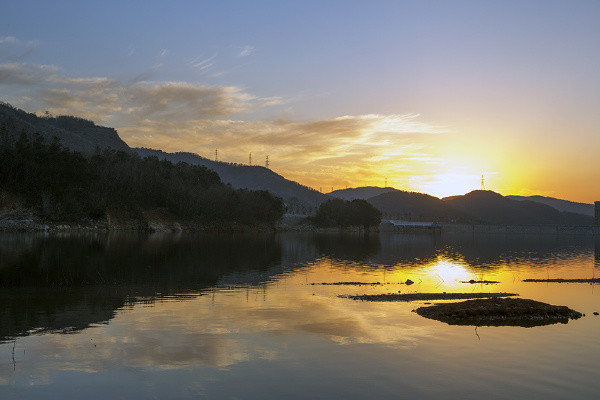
[0,131,284,226]
[312,198,382,229]
[134,148,328,212]
[0,103,328,214]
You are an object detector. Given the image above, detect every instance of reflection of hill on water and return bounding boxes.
[312,233,382,262]
[0,233,287,342]
[305,233,597,274]
[0,232,597,342]
[440,234,597,272]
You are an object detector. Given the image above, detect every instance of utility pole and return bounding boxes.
[385,178,387,188]
[249,152,252,165]
[215,148,218,162]
[265,155,269,168]
[481,174,485,190]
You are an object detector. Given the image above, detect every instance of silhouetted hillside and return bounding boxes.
[329,186,396,200]
[368,189,466,221]
[0,102,328,213]
[134,148,328,212]
[0,102,129,154]
[0,136,285,225]
[507,195,594,217]
[444,191,593,225]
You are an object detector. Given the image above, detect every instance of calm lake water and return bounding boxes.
[1,232,599,399]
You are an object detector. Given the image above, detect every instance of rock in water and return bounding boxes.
[416,297,582,327]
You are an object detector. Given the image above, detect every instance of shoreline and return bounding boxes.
[1,215,599,235]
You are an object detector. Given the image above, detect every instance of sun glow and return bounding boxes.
[416,172,482,199]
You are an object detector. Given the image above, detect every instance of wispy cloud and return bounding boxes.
[0,62,276,123]
[121,114,446,189]
[0,62,59,85]
[190,55,216,71]
[238,45,254,57]
[0,36,18,44]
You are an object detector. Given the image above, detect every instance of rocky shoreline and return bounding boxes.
[0,213,383,234]
[0,214,279,234]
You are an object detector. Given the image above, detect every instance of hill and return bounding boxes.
[133,148,328,212]
[0,102,129,154]
[0,102,328,213]
[0,137,285,226]
[444,191,593,225]
[329,186,396,201]
[367,189,465,221]
[506,195,594,217]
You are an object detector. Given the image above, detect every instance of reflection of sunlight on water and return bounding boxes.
[421,257,472,284]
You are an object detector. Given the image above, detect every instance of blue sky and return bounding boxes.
[1,1,599,200]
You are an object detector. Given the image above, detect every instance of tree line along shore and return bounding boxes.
[0,130,382,232]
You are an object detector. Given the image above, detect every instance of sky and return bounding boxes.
[0,0,599,202]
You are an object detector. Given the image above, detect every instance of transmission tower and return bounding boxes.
[265,155,269,168]
[385,178,387,188]
[249,152,252,165]
[215,148,218,162]
[480,174,485,190]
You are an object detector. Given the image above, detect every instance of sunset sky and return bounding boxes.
[1,1,599,202]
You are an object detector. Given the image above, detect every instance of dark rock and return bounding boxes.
[416,297,582,327]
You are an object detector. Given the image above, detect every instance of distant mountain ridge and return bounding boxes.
[368,189,465,221]
[134,148,328,210]
[506,195,594,217]
[329,186,396,200]
[335,186,593,225]
[444,190,592,225]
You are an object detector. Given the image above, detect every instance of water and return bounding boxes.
[1,232,599,399]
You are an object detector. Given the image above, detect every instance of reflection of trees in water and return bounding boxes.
[0,232,284,342]
[372,234,440,268]
[312,233,381,262]
[0,233,283,288]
